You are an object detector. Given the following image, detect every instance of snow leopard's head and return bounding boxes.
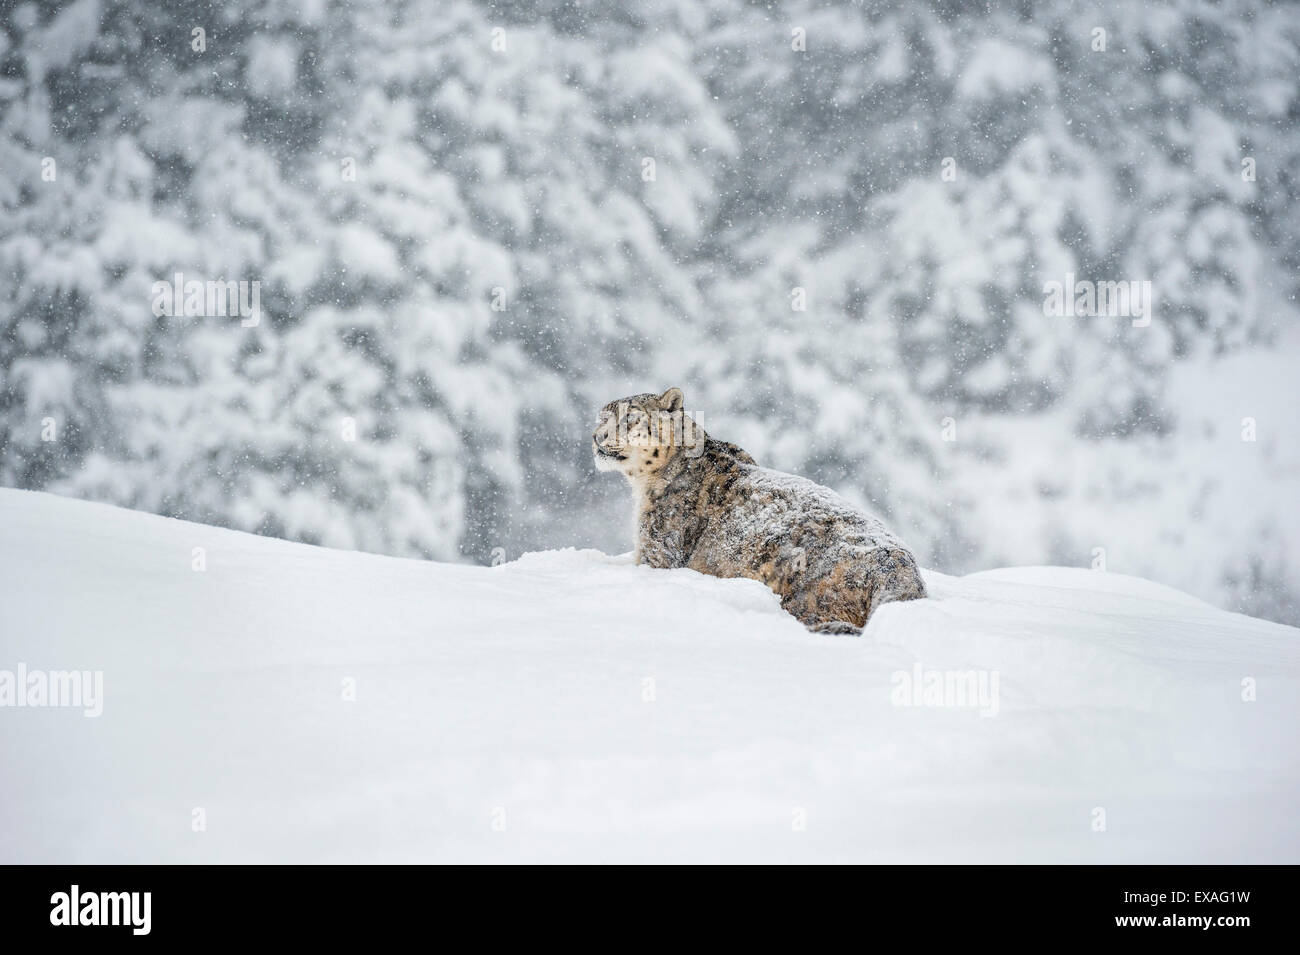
[592,387,700,479]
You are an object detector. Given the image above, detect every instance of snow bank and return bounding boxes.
[1,488,1297,863]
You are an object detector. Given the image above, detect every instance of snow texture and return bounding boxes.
[2,488,1296,863]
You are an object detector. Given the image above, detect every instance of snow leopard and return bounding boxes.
[593,388,927,634]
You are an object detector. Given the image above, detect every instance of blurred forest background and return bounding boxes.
[2,0,1298,623]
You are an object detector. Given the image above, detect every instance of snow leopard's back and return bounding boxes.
[634,436,925,632]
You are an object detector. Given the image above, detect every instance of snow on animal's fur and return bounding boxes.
[593,388,926,633]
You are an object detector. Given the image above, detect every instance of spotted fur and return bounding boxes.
[593,388,927,633]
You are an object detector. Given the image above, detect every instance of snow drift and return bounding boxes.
[1,487,1297,863]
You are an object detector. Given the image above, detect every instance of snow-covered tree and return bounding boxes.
[2,0,1297,621]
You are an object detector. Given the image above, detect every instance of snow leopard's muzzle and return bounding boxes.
[592,412,630,470]
[592,439,627,463]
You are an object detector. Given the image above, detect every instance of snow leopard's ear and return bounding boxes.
[659,387,684,413]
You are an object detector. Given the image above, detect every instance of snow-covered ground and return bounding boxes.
[1,487,1297,863]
